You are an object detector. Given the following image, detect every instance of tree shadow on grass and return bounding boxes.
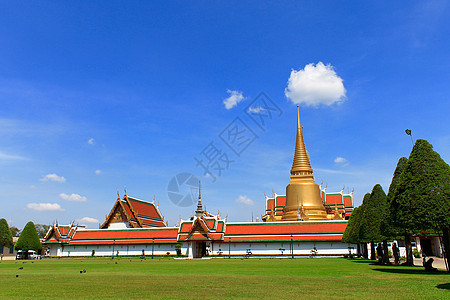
[346,259,381,265]
[372,268,449,276]
[436,283,450,290]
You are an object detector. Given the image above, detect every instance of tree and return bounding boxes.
[381,157,409,264]
[360,185,388,260]
[35,224,50,238]
[342,202,366,258]
[342,206,363,244]
[390,139,450,270]
[10,227,20,237]
[0,219,14,252]
[383,157,409,264]
[342,193,370,259]
[388,157,408,198]
[15,221,42,257]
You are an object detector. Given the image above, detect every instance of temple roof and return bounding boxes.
[263,189,354,220]
[43,220,348,246]
[44,223,78,244]
[100,193,166,229]
[126,197,166,227]
[224,221,347,242]
[177,215,226,241]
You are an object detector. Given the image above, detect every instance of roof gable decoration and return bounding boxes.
[44,223,78,244]
[100,195,139,229]
[177,214,226,242]
[187,217,212,240]
[177,186,227,242]
[44,226,60,241]
[123,196,143,226]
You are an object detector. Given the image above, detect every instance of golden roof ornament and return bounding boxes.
[195,181,204,217]
[290,105,313,176]
[283,106,328,221]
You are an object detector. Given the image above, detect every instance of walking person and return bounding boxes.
[392,242,400,265]
[376,243,383,264]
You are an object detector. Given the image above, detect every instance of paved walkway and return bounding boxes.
[414,257,448,270]
[0,256,16,261]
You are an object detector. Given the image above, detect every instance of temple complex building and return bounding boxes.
[44,107,356,258]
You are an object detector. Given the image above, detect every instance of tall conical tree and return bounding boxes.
[342,205,363,244]
[381,157,409,264]
[0,218,14,252]
[342,205,366,258]
[360,185,389,260]
[391,139,450,270]
[15,221,42,256]
[387,157,408,199]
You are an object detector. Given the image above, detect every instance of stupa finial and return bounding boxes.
[290,105,313,176]
[195,181,203,217]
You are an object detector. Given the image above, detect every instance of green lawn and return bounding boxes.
[0,257,448,299]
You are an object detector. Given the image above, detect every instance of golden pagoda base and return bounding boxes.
[282,180,329,221]
[282,209,328,221]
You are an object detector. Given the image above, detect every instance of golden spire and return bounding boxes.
[283,106,327,221]
[291,105,313,176]
[195,181,203,217]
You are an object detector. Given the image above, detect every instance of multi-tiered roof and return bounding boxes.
[100,192,166,228]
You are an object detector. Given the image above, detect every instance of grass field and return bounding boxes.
[0,257,448,299]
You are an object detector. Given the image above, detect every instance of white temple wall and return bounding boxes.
[108,222,132,229]
[46,241,355,257]
[48,246,59,257]
[48,243,178,257]
[209,241,354,256]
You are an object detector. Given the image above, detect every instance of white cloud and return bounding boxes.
[40,173,66,183]
[0,151,27,161]
[285,62,346,107]
[95,169,102,175]
[59,193,87,202]
[223,90,245,110]
[27,203,64,211]
[334,157,349,167]
[77,217,99,224]
[334,157,347,164]
[247,106,265,114]
[88,138,95,145]
[235,195,255,206]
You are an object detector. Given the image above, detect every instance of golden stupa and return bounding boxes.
[282,106,330,221]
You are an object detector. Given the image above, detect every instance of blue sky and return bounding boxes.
[1,1,449,229]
